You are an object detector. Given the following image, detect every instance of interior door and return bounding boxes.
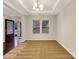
[5,19,14,53]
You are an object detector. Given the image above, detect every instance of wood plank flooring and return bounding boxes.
[3,40,75,59]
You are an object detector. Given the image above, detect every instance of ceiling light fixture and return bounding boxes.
[33,0,43,11]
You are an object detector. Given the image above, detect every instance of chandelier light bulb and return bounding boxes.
[40,7,43,10]
[40,4,43,8]
[33,6,36,10]
[34,3,37,7]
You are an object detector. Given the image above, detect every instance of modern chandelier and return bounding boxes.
[33,0,43,11]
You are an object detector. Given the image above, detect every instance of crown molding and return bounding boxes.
[52,0,60,13]
[17,0,30,13]
[3,1,23,15]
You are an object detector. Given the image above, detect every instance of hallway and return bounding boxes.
[4,40,74,59]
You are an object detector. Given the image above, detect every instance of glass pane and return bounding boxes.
[42,20,49,27]
[42,27,49,33]
[42,20,49,33]
[7,21,14,34]
[33,20,40,26]
[33,20,40,34]
[33,27,40,33]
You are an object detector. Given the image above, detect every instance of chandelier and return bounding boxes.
[33,0,43,11]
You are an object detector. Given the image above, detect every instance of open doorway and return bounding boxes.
[14,21,22,47]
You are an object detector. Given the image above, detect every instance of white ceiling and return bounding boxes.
[3,0,74,16]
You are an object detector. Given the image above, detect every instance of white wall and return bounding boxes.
[21,15,56,41]
[3,17,5,42]
[56,0,76,57]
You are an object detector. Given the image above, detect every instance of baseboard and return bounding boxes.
[56,40,76,58]
[21,39,26,43]
[25,39,56,40]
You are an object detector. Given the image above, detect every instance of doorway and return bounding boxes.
[5,19,14,54]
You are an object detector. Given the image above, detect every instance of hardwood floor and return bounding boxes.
[3,40,75,59]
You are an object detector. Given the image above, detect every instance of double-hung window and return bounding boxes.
[42,20,49,33]
[33,20,49,34]
[33,20,40,34]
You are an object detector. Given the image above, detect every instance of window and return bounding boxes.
[33,20,40,34]
[33,20,49,34]
[42,20,49,33]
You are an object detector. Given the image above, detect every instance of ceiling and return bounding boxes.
[3,0,73,16]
